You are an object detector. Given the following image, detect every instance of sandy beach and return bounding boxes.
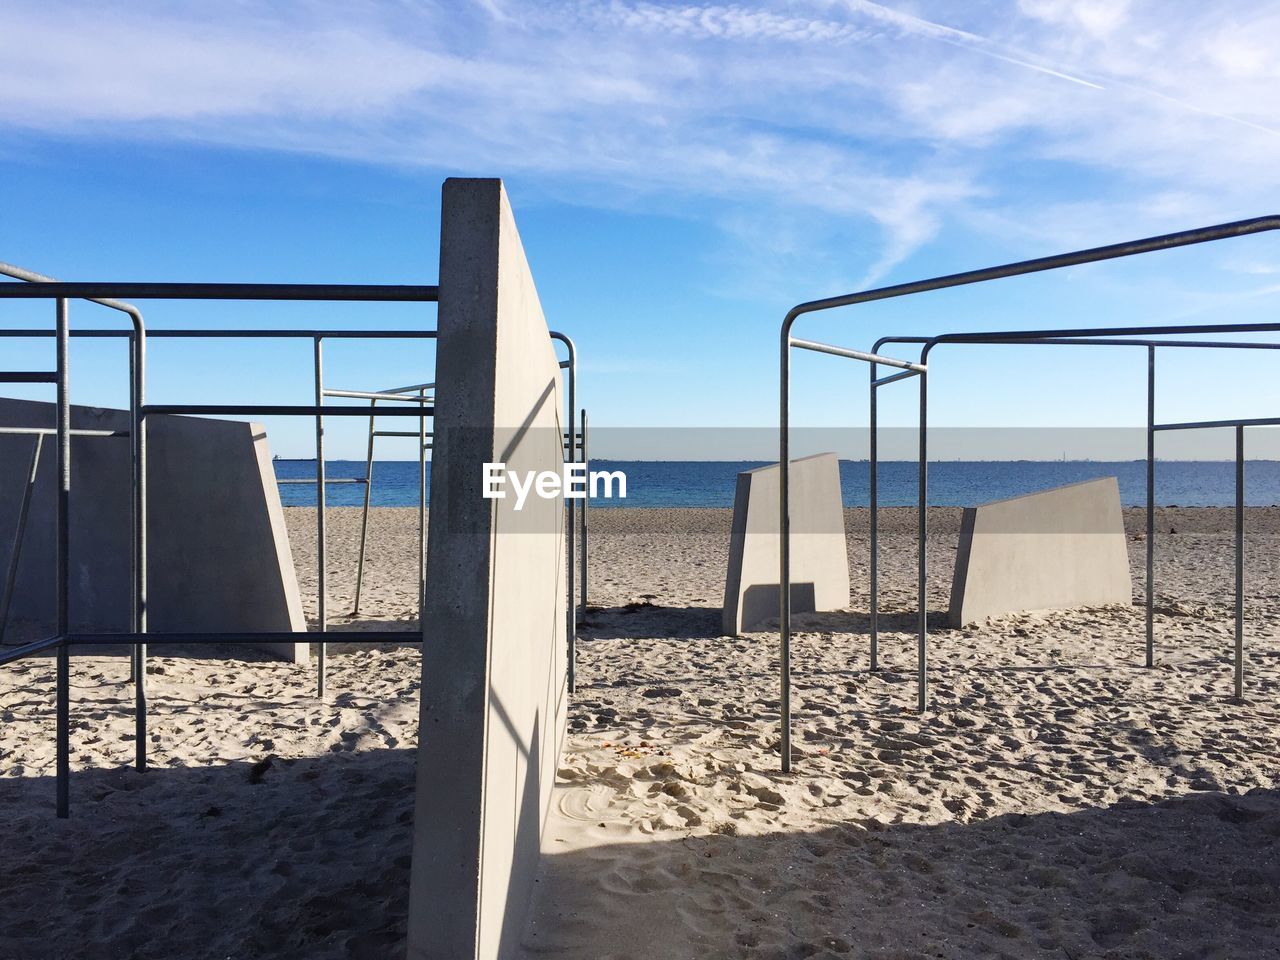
[2,505,1279,958]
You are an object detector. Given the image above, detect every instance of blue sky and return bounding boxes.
[3,0,1280,459]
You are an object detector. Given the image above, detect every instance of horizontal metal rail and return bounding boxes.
[918,324,1280,357]
[277,478,368,485]
[373,430,434,439]
[0,427,128,437]
[0,282,438,302]
[873,369,920,387]
[60,630,420,645]
[0,634,63,666]
[879,334,1280,352]
[0,263,146,317]
[1154,417,1280,432]
[790,337,925,371]
[0,372,57,383]
[142,404,434,418]
[379,380,436,394]
[322,389,433,403]
[0,328,437,340]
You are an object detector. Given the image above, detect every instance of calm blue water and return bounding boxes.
[274,459,1280,508]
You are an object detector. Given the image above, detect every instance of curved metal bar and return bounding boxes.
[783,216,1280,338]
[1,262,149,775]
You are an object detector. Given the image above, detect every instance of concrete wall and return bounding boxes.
[407,179,568,960]
[0,398,307,661]
[722,453,850,634]
[948,477,1133,627]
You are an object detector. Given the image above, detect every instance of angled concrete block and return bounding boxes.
[407,179,568,960]
[948,477,1133,627]
[0,398,307,662]
[722,453,850,635]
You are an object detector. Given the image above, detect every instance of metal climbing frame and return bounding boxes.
[867,331,1280,714]
[346,379,435,619]
[0,274,443,818]
[778,215,1280,772]
[342,333,588,693]
[0,324,438,699]
[0,272,587,816]
[548,332,590,695]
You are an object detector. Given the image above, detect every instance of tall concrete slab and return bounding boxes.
[407,179,568,960]
[0,398,307,662]
[948,477,1133,627]
[722,453,850,634]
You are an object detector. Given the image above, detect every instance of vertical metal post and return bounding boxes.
[313,337,326,698]
[566,354,576,694]
[779,334,792,773]
[579,408,588,615]
[352,398,377,615]
[55,299,70,819]
[418,387,427,613]
[131,329,148,772]
[917,368,928,714]
[128,334,138,689]
[1235,424,1244,701]
[0,434,42,643]
[1146,346,1155,668]
[869,361,878,671]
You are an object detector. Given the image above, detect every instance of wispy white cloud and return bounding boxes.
[2,1,1279,287]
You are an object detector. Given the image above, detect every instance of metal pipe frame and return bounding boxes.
[349,386,435,619]
[2,264,149,808]
[0,275,440,816]
[780,214,1280,773]
[1141,415,1264,700]
[346,333,581,642]
[867,329,1280,698]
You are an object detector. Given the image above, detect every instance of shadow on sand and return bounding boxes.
[6,746,1278,960]
[1,750,416,960]
[522,786,1280,960]
[580,603,951,642]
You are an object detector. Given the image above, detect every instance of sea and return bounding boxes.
[273,459,1280,509]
